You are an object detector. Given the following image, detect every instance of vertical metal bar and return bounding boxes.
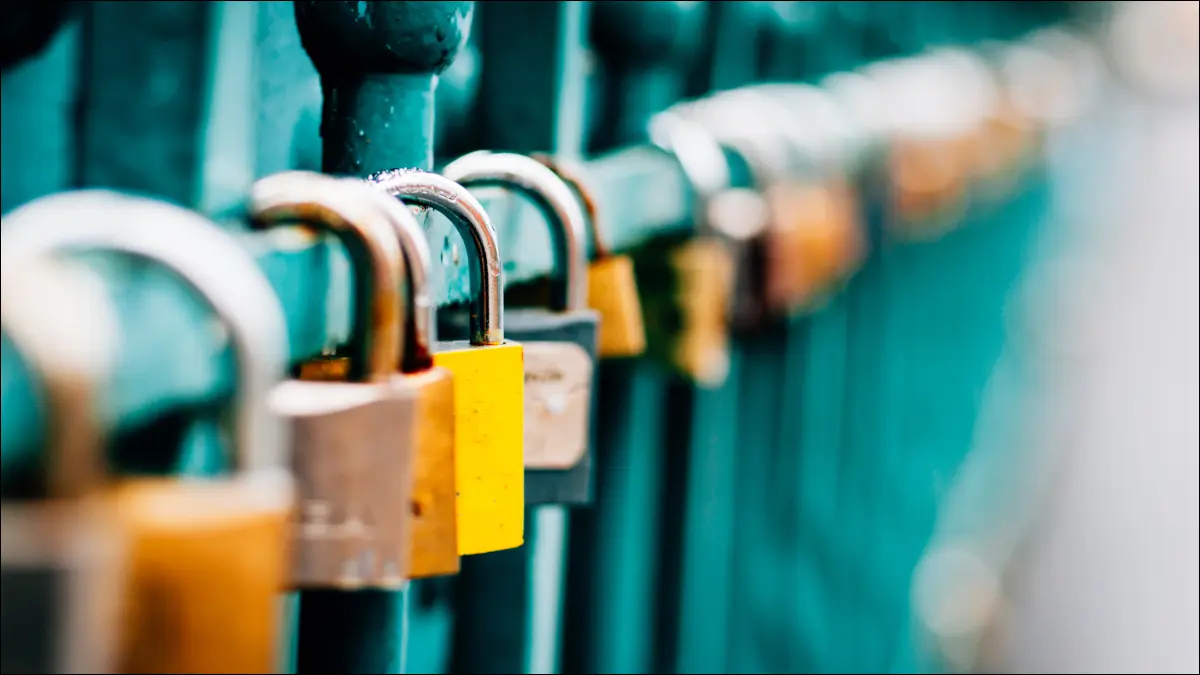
[559,4,707,673]
[0,4,79,214]
[290,3,474,672]
[667,4,768,673]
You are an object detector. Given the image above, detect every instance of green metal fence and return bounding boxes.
[1,1,1084,673]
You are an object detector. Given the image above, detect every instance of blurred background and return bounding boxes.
[2,1,1197,674]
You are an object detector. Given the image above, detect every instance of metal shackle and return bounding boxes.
[250,171,407,381]
[647,104,735,234]
[0,257,120,498]
[682,89,791,189]
[441,151,590,313]
[367,167,504,345]
[0,190,291,474]
[529,153,610,260]
[354,178,438,371]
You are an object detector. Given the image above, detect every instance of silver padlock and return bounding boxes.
[250,170,417,589]
[0,257,124,675]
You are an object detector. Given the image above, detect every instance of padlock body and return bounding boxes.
[586,255,647,358]
[1,498,128,674]
[668,236,735,387]
[113,472,291,673]
[887,136,971,239]
[771,180,866,312]
[506,307,599,506]
[389,367,460,578]
[432,340,525,555]
[271,379,414,588]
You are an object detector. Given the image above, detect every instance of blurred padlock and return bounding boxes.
[0,191,294,674]
[361,179,461,578]
[644,108,741,387]
[0,257,125,675]
[532,153,648,360]
[441,151,599,506]
[759,84,868,308]
[370,166,525,555]
[250,171,416,588]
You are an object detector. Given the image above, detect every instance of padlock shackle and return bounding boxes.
[250,171,407,381]
[0,190,292,475]
[441,151,590,314]
[0,258,118,498]
[681,92,789,191]
[759,84,858,179]
[368,168,505,346]
[359,176,438,373]
[647,108,733,237]
[529,153,610,261]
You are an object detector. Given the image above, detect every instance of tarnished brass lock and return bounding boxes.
[370,166,525,556]
[642,109,741,387]
[0,257,126,675]
[440,151,599,506]
[363,175,461,578]
[250,171,416,588]
[0,191,295,674]
[532,153,648,360]
[770,179,865,310]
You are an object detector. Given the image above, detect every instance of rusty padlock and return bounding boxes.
[249,170,418,589]
[0,257,125,675]
[644,107,742,387]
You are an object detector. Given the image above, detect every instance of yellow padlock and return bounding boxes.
[372,166,525,556]
[531,153,647,359]
[0,192,295,673]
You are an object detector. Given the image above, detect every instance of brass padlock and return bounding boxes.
[0,257,126,675]
[370,166,525,554]
[531,153,648,359]
[0,190,295,674]
[752,84,870,311]
[685,88,829,323]
[249,171,416,588]
[362,176,461,578]
[645,108,742,386]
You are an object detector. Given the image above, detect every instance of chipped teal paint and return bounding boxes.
[288,3,474,673]
[294,0,473,172]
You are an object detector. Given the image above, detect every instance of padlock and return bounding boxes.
[753,84,870,310]
[368,166,525,555]
[248,170,417,588]
[531,153,648,359]
[360,177,461,578]
[0,257,125,675]
[0,190,295,674]
[442,151,599,506]
[869,58,974,240]
[684,89,819,323]
[641,108,745,386]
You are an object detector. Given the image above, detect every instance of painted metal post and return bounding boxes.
[290,3,473,672]
[560,4,708,674]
